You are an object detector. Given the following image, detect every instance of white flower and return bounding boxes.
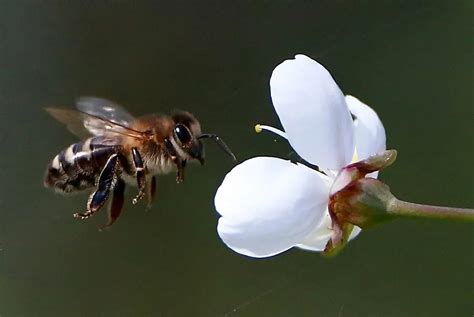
[215,55,386,258]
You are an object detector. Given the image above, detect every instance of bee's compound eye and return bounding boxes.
[174,124,192,144]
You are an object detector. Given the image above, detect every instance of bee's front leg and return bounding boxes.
[131,147,146,205]
[74,153,120,220]
[176,160,186,184]
[164,138,183,184]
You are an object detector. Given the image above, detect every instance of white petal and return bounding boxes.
[346,95,386,160]
[215,156,330,258]
[296,210,332,251]
[270,54,354,170]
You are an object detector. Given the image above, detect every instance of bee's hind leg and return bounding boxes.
[74,154,120,220]
[146,176,156,210]
[131,147,146,205]
[99,178,126,230]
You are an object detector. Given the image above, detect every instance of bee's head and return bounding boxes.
[171,111,205,165]
[170,111,236,165]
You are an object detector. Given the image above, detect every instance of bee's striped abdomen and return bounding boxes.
[44,137,117,193]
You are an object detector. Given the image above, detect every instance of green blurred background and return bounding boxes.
[0,1,472,316]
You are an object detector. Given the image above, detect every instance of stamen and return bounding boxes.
[254,124,288,140]
[351,148,359,163]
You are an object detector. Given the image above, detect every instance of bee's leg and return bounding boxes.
[131,147,146,205]
[176,160,186,184]
[74,154,120,220]
[146,176,156,210]
[164,138,184,184]
[99,178,126,230]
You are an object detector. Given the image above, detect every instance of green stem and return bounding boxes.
[389,199,474,222]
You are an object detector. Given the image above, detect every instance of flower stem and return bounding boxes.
[389,199,474,222]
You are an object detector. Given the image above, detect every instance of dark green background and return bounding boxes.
[0,1,472,316]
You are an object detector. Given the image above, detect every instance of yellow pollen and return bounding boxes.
[254,124,262,133]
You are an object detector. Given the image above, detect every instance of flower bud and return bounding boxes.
[331,178,397,228]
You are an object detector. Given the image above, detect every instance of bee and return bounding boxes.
[44,97,236,228]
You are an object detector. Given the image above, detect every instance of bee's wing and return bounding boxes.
[45,97,148,140]
[45,108,93,139]
[75,96,135,128]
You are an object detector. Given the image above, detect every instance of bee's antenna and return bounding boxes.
[199,134,237,162]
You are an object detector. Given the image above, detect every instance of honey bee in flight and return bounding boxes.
[44,97,236,228]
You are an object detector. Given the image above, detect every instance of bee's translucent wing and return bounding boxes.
[89,135,124,147]
[46,97,147,140]
[45,108,92,139]
[76,97,135,130]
